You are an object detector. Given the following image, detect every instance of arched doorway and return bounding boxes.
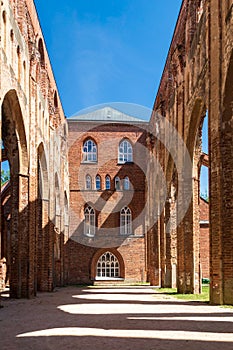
[1,90,29,298]
[178,98,207,294]
[54,173,62,287]
[37,143,51,292]
[91,249,125,281]
[96,252,120,279]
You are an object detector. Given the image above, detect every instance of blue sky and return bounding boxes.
[34,0,182,117]
[32,0,208,195]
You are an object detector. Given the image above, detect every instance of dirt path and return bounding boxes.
[1,286,233,350]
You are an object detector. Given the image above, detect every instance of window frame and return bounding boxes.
[120,206,132,235]
[95,175,101,190]
[85,174,92,190]
[115,176,121,191]
[123,176,130,190]
[84,205,95,237]
[105,175,111,190]
[82,139,97,163]
[96,251,120,279]
[118,139,133,164]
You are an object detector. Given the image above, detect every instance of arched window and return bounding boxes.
[54,91,58,109]
[95,175,101,190]
[86,175,92,190]
[84,206,95,237]
[38,38,45,67]
[118,139,133,163]
[83,139,97,163]
[96,252,120,278]
[2,11,6,51]
[123,176,130,190]
[120,207,132,235]
[105,175,111,190]
[115,176,121,190]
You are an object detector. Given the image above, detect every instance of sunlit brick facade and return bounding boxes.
[65,108,148,284]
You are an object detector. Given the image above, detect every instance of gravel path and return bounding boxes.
[1,286,233,350]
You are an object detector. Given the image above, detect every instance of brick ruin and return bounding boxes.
[148,0,233,304]
[0,0,232,305]
[66,112,147,284]
[0,0,69,297]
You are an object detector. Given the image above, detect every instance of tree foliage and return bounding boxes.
[1,169,10,186]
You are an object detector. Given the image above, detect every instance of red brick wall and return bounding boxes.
[65,120,147,283]
[200,197,209,279]
[65,238,146,284]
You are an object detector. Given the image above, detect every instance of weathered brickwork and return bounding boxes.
[200,197,209,279]
[0,0,232,306]
[148,0,233,304]
[0,0,69,298]
[66,116,147,283]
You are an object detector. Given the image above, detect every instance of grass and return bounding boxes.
[221,305,233,309]
[154,286,210,302]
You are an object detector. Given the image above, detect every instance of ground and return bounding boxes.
[1,286,233,349]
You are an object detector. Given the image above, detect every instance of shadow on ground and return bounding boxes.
[1,286,233,350]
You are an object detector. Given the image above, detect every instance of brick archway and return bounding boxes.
[1,89,29,298]
[91,249,125,281]
[37,143,52,292]
[210,49,233,305]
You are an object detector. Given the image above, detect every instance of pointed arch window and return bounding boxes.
[123,176,130,190]
[83,139,97,163]
[105,175,111,190]
[86,175,92,190]
[115,176,121,191]
[84,206,95,237]
[118,139,133,163]
[95,175,101,190]
[96,252,120,278]
[120,207,132,235]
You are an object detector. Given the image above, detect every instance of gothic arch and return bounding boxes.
[38,38,45,67]
[54,172,61,226]
[2,89,28,175]
[218,49,233,304]
[64,191,69,241]
[1,89,29,298]
[91,249,125,280]
[37,143,51,292]
[38,142,49,201]
[186,98,206,159]
[178,97,207,294]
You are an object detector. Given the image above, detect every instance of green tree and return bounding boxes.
[1,169,10,186]
[201,189,209,202]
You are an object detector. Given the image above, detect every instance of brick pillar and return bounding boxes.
[18,174,30,297]
[148,223,160,286]
[54,211,62,287]
[36,196,43,291]
[170,190,177,288]
[49,220,55,291]
[42,199,53,291]
[177,172,201,294]
[10,174,31,298]
[37,198,52,292]
[164,199,172,287]
[176,174,186,293]
[211,9,233,304]
[160,211,166,287]
[220,69,233,304]
[146,135,160,286]
[193,176,201,294]
[10,174,20,298]
[208,0,223,305]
